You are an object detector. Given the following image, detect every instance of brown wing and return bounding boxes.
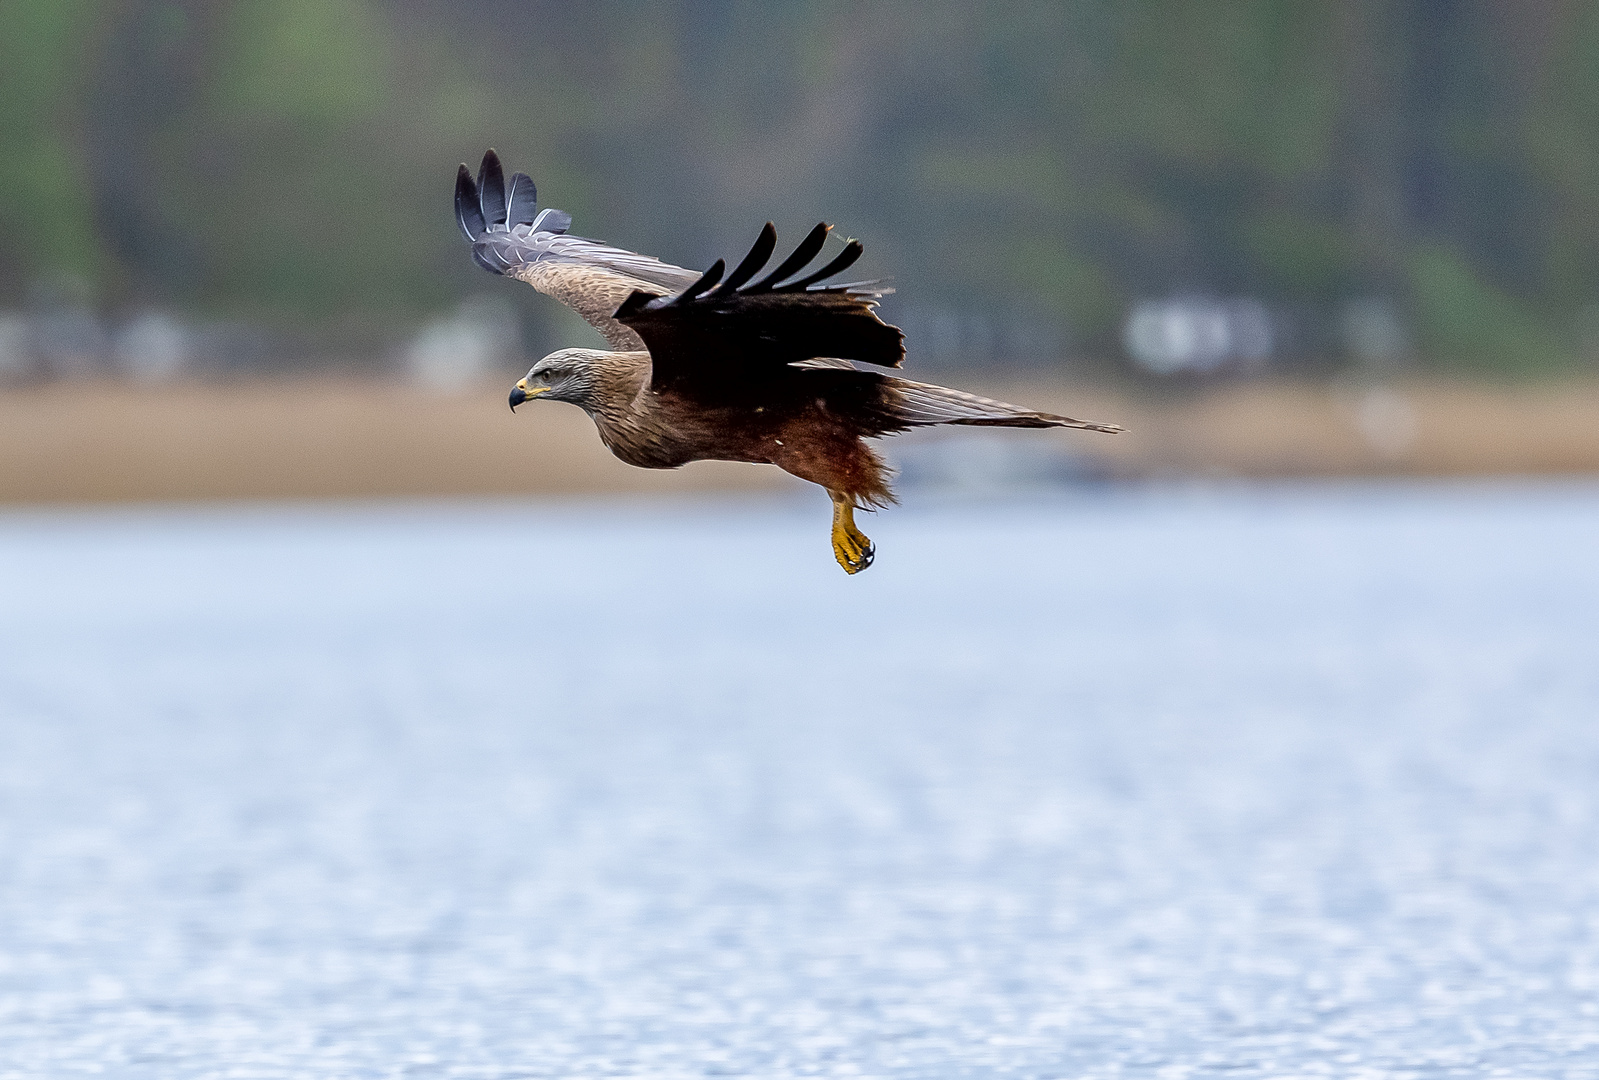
[505,261,661,350]
[612,222,905,392]
[456,150,699,349]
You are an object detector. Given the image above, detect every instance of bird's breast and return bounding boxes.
[592,394,785,470]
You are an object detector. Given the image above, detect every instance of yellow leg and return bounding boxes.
[829,491,875,574]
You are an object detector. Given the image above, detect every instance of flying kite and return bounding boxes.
[456,150,1120,573]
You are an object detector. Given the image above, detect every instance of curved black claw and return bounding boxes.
[834,532,875,574]
[853,541,875,573]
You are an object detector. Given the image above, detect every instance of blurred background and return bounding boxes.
[8,8,1599,1074]
[6,0,1599,500]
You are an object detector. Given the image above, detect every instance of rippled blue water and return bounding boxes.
[3,485,1599,1078]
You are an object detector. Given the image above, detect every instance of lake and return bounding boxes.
[2,484,1598,1078]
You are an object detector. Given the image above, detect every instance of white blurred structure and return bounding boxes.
[1123,297,1273,375]
[405,297,522,390]
[114,312,191,382]
[33,304,107,378]
[894,305,1068,369]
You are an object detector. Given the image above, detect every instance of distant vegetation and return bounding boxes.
[3,0,1599,373]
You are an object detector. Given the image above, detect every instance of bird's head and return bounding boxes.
[508,348,607,411]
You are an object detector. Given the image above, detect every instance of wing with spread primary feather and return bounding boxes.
[613,222,904,392]
[456,150,700,349]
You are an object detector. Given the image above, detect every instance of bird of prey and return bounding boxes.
[456,149,1120,573]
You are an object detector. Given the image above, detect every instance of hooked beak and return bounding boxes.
[508,378,547,412]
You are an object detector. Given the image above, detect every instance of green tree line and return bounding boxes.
[3,0,1599,370]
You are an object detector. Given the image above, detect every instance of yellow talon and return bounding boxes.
[829,492,875,574]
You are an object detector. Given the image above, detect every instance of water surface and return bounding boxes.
[2,485,1598,1078]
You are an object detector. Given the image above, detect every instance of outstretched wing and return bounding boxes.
[455,150,700,349]
[613,222,904,392]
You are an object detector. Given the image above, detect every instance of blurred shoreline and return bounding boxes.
[5,375,1599,505]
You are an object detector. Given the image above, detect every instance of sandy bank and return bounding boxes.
[3,377,1597,503]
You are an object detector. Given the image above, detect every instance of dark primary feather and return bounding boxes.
[455,165,485,241]
[784,240,864,290]
[477,149,507,228]
[748,222,831,292]
[615,223,902,392]
[673,260,726,305]
[529,207,572,235]
[505,172,539,227]
[711,223,777,296]
[458,152,540,242]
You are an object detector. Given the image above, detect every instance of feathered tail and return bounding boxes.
[888,378,1123,433]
